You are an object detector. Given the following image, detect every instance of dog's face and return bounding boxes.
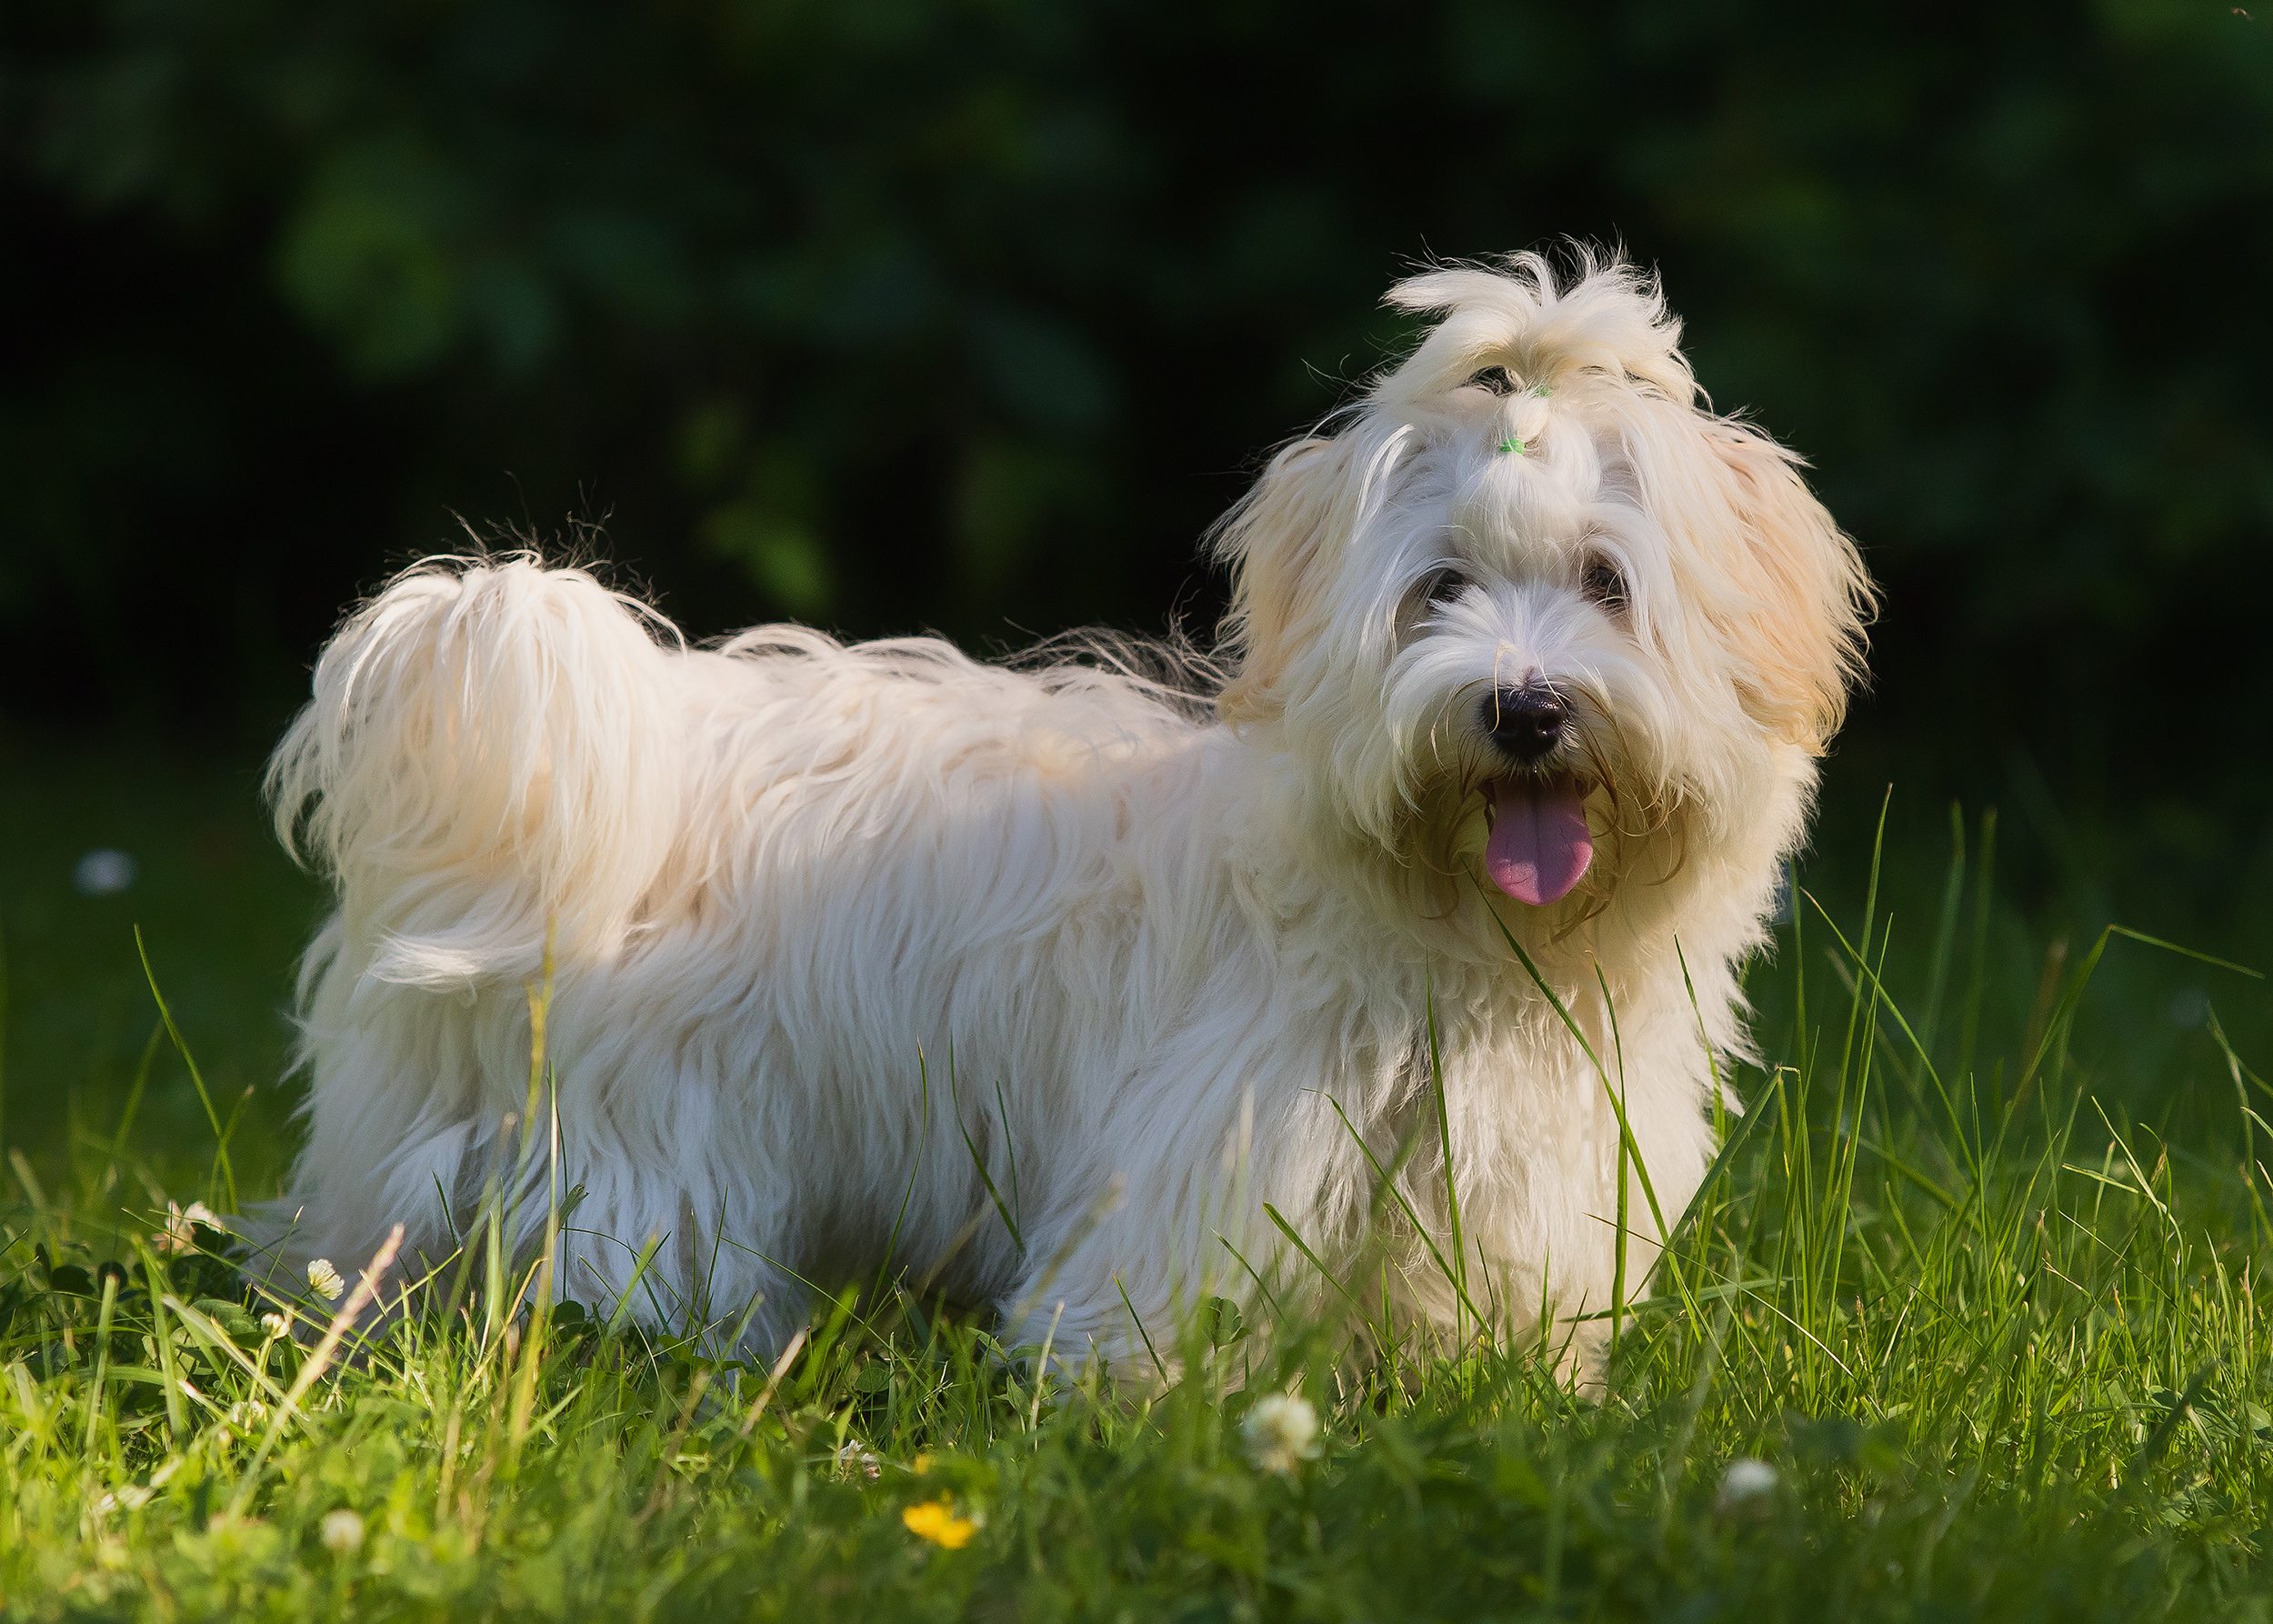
[1217,256,1871,923]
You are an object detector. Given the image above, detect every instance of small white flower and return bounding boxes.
[835,1441,882,1480]
[1713,1456,1779,1517]
[74,849,137,897]
[226,1399,268,1429]
[318,1509,365,1555]
[89,1488,151,1520]
[260,1311,290,1339]
[158,1200,225,1255]
[1240,1391,1322,1475]
[305,1258,345,1302]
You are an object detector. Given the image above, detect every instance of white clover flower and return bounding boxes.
[74,849,137,897]
[1713,1456,1779,1517]
[158,1200,225,1256]
[835,1441,882,1480]
[305,1258,345,1302]
[1240,1391,1322,1475]
[318,1509,365,1555]
[260,1311,290,1339]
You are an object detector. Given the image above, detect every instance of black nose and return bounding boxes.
[1481,686,1568,763]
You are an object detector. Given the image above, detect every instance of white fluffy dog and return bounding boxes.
[259,252,1869,1375]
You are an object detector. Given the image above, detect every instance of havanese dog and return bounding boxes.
[257,251,1870,1378]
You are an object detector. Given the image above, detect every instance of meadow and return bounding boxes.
[2,747,2269,1622]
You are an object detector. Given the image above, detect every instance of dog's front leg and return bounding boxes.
[988,1048,1373,1387]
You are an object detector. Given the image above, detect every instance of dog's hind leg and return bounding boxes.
[261,556,699,1319]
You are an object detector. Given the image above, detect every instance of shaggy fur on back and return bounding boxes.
[257,252,1870,1376]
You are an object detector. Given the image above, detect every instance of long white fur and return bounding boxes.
[258,252,1870,1376]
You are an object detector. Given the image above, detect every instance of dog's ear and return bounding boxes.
[1701,421,1874,754]
[1215,435,1348,725]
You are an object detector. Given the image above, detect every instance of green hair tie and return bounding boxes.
[1499,436,1527,456]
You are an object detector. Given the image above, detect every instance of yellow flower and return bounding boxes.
[902,1496,978,1550]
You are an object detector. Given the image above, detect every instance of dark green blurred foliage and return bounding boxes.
[3,2,2271,891]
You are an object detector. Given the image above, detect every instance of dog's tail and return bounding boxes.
[268,555,686,986]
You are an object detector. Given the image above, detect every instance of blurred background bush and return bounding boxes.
[1,0,2268,1115]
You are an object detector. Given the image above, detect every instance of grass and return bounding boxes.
[2,746,2271,1621]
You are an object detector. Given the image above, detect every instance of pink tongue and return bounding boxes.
[1485,779,1594,906]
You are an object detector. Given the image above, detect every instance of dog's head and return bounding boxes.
[1216,252,1872,926]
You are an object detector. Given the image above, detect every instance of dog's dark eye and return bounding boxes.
[1580,556,1628,611]
[1464,365,1517,396]
[1420,566,1472,609]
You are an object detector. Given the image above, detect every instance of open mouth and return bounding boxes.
[1481,775,1595,906]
